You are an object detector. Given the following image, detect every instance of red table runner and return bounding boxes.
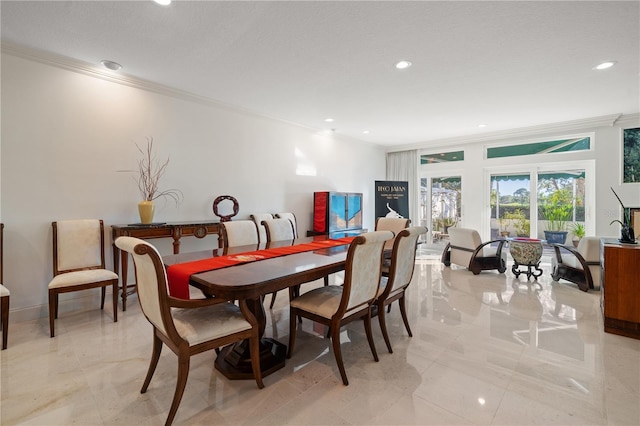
[166,237,355,299]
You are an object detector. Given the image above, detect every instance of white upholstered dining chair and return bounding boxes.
[250,213,274,243]
[48,219,119,337]
[274,212,298,238]
[115,236,264,426]
[288,230,393,385]
[376,226,426,353]
[375,217,411,253]
[261,218,296,308]
[219,220,259,248]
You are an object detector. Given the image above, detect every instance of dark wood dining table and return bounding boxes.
[162,236,351,380]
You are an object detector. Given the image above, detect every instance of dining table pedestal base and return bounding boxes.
[215,337,287,380]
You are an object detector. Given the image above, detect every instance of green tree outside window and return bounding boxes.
[623,127,640,183]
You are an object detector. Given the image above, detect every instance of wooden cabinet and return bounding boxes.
[601,240,640,339]
[312,192,363,235]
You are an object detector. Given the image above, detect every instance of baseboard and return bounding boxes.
[8,289,117,324]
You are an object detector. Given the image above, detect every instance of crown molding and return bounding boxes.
[1,41,271,114]
[614,112,640,128]
[387,113,627,153]
[2,41,371,141]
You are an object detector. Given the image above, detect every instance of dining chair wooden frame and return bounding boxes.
[48,219,118,337]
[115,236,264,426]
[287,230,393,385]
[375,226,427,353]
[250,213,274,243]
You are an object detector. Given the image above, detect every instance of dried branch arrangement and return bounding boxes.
[136,137,183,204]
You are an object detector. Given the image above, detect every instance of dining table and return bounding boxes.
[162,235,353,380]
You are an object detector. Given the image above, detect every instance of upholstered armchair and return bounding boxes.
[550,236,601,292]
[441,227,507,274]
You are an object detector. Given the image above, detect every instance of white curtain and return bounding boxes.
[386,150,420,228]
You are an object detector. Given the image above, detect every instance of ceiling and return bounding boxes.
[1,1,639,147]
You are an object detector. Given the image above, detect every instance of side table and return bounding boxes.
[112,221,220,310]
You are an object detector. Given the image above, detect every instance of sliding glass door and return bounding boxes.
[421,175,462,241]
[490,174,532,239]
[488,163,592,244]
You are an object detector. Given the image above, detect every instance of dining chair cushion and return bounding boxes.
[171,303,252,346]
[0,284,9,297]
[48,269,118,289]
[289,285,343,319]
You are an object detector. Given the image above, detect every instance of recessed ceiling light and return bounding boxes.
[363,130,370,134]
[153,0,172,5]
[395,60,412,70]
[324,118,334,123]
[478,124,488,128]
[100,60,122,71]
[594,61,617,70]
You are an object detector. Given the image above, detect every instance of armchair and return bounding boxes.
[550,236,601,292]
[441,227,507,274]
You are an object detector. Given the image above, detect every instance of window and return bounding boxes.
[487,137,591,159]
[420,150,464,164]
[623,127,640,183]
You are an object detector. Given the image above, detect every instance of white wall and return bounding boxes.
[0,52,386,322]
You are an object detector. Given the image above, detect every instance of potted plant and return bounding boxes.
[610,187,637,243]
[539,189,573,244]
[442,217,457,234]
[508,209,530,237]
[135,137,182,224]
[570,222,585,247]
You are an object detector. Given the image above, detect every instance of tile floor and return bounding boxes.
[1,243,639,425]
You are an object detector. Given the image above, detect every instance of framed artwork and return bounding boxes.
[623,127,640,183]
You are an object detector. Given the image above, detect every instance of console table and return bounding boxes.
[601,239,640,340]
[112,221,220,310]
